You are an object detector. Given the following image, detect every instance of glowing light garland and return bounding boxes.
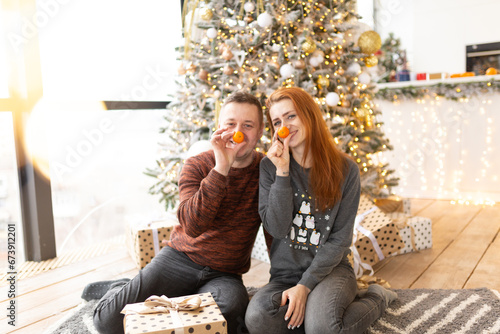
[376,80,498,206]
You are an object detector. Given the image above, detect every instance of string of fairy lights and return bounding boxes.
[376,81,498,206]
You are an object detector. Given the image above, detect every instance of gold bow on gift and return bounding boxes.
[122,295,213,315]
[143,295,203,313]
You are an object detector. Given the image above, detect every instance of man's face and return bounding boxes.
[218,102,263,162]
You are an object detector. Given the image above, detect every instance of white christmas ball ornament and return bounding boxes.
[326,92,340,106]
[347,62,361,74]
[358,72,371,85]
[309,57,320,67]
[206,28,218,39]
[280,63,294,78]
[257,12,273,27]
[244,2,255,12]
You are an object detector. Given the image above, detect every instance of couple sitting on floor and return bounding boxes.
[82,88,397,334]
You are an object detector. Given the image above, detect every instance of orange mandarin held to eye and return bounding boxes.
[232,131,244,143]
[277,126,290,138]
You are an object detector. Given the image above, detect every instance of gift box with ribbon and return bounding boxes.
[350,195,405,278]
[416,73,428,80]
[126,218,179,269]
[374,196,411,215]
[121,292,227,334]
[387,212,433,255]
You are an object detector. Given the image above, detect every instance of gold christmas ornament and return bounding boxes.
[293,59,306,69]
[355,107,369,118]
[198,69,209,81]
[200,8,213,21]
[365,55,378,67]
[358,30,382,55]
[337,68,345,75]
[223,65,234,75]
[301,37,317,54]
[222,49,234,61]
[317,75,330,89]
[244,15,254,24]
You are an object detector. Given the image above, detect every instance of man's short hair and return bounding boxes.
[221,91,263,128]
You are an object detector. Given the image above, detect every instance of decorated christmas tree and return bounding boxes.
[375,32,406,83]
[146,0,398,210]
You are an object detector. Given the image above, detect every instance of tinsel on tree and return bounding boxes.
[145,0,399,210]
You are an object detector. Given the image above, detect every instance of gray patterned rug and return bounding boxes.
[368,288,500,334]
[45,288,500,334]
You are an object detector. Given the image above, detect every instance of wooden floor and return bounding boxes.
[1,198,499,333]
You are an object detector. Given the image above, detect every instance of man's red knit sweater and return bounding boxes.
[168,150,265,275]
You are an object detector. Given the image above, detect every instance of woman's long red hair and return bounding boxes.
[266,87,349,211]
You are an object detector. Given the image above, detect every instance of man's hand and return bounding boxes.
[211,127,242,176]
[281,284,311,330]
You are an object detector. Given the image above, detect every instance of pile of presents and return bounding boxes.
[122,195,432,333]
[349,195,432,284]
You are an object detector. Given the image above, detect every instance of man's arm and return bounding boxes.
[177,125,244,238]
[176,155,227,238]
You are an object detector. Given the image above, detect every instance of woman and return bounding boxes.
[245,87,397,333]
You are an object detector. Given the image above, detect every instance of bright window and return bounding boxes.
[0,112,24,267]
[37,0,183,101]
[0,11,9,98]
[30,104,168,253]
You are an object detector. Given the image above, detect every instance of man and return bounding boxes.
[84,91,266,334]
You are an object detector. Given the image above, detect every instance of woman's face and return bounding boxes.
[269,98,306,151]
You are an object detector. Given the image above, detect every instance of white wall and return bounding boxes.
[374,0,500,74]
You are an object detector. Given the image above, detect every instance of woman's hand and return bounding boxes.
[267,130,291,176]
[281,284,311,329]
